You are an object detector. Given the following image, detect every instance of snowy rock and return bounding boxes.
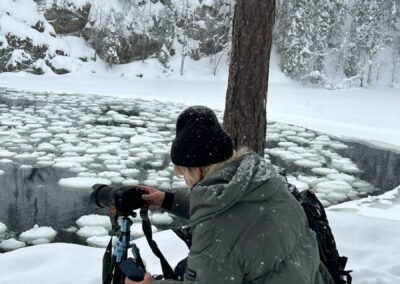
[76,226,109,239]
[340,164,361,174]
[0,159,13,164]
[277,141,297,148]
[331,159,360,173]
[286,136,311,145]
[98,171,121,179]
[280,152,303,161]
[327,173,356,184]
[0,238,26,252]
[120,168,140,178]
[150,161,164,168]
[59,177,111,190]
[0,150,17,158]
[316,181,352,194]
[76,215,112,231]
[130,136,162,145]
[353,181,373,189]
[297,132,315,138]
[320,200,332,208]
[38,142,58,152]
[31,238,50,245]
[281,130,297,136]
[298,176,324,188]
[315,135,331,142]
[36,160,54,167]
[290,180,310,191]
[53,161,80,169]
[20,225,57,244]
[287,146,308,153]
[264,148,290,157]
[143,180,159,187]
[326,192,348,203]
[294,159,323,168]
[111,176,125,184]
[329,142,349,150]
[64,226,78,233]
[86,236,118,248]
[0,222,7,234]
[122,179,140,186]
[266,133,280,141]
[311,167,339,176]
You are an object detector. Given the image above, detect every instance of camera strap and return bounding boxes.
[140,207,177,280]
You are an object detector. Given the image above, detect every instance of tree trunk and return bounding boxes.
[223,0,275,155]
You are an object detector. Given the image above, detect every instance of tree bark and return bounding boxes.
[223,0,275,155]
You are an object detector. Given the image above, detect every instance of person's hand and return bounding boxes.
[139,185,165,208]
[125,273,152,284]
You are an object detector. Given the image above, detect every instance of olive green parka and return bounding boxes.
[155,152,334,284]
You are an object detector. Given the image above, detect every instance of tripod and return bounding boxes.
[103,213,145,284]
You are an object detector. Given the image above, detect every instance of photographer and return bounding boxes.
[126,106,333,284]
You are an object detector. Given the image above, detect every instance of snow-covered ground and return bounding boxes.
[328,186,400,284]
[0,187,399,283]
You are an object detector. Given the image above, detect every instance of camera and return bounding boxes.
[91,184,146,216]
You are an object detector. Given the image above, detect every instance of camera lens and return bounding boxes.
[91,185,146,216]
[91,184,115,208]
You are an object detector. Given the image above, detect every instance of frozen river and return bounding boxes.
[0,88,399,251]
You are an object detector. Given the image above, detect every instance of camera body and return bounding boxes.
[92,184,146,216]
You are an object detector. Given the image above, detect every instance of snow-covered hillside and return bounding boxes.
[0,0,232,77]
[1,0,399,87]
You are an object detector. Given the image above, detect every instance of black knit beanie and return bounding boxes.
[171,106,234,167]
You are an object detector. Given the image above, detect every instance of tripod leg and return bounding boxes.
[112,245,128,284]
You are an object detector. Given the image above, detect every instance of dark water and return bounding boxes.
[0,163,108,244]
[1,137,398,248]
[338,141,400,192]
[266,139,400,195]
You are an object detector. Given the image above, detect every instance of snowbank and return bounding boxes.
[1,187,400,283]
[0,230,188,284]
[1,206,399,283]
[19,225,57,244]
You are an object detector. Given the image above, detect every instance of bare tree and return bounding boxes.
[223,0,275,154]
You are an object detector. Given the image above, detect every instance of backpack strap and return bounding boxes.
[140,207,177,280]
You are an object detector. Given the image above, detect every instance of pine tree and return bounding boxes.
[307,0,331,85]
[345,0,384,86]
[280,0,313,79]
[383,0,400,85]
[327,0,347,81]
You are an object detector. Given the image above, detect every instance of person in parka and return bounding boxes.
[126,106,334,284]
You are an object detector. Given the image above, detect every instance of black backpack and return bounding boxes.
[280,171,353,284]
